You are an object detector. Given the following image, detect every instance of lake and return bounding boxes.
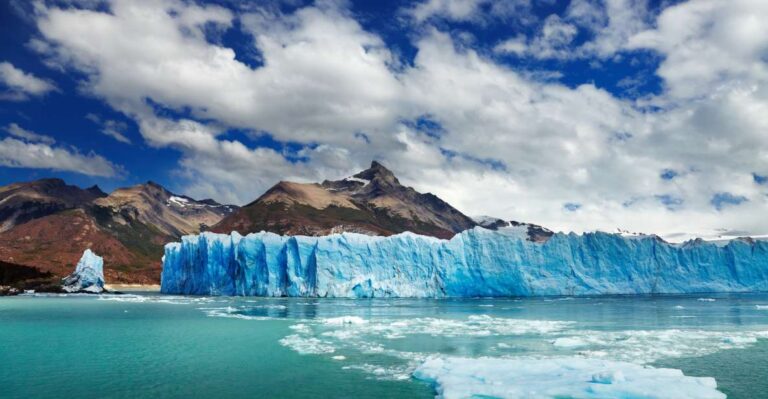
[2,293,768,398]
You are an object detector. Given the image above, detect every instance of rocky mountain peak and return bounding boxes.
[86,185,107,198]
[213,160,477,239]
[142,181,171,196]
[354,161,399,187]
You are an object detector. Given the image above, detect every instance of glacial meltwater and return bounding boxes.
[2,294,768,398]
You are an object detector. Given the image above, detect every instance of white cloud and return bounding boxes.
[32,0,404,202]
[0,137,119,177]
[25,0,768,239]
[3,123,56,144]
[86,113,131,144]
[407,0,488,22]
[628,0,768,100]
[493,0,650,61]
[493,35,526,55]
[0,61,58,100]
[494,23,586,60]
[404,0,535,25]
[573,0,651,58]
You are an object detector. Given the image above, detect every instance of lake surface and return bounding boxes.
[2,293,768,398]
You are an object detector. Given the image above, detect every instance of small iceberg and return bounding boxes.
[413,357,725,399]
[61,249,105,294]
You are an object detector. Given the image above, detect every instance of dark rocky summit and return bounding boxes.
[212,161,477,239]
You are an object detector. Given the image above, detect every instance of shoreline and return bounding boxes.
[105,284,161,292]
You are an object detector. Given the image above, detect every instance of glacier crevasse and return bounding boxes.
[160,228,768,297]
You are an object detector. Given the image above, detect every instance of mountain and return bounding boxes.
[0,179,236,285]
[212,161,477,238]
[472,216,555,243]
[0,178,105,232]
[93,181,235,237]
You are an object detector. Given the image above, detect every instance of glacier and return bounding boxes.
[62,249,105,293]
[160,227,768,297]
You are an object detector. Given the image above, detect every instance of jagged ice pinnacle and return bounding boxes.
[62,249,105,293]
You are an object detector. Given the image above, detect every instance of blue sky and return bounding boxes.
[1,0,767,240]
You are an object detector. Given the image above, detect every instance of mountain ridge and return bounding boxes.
[212,161,477,238]
[0,178,237,284]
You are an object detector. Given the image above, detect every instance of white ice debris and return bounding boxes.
[323,316,368,325]
[413,357,725,399]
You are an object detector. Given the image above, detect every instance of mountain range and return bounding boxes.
[1,162,507,287]
[0,178,235,285]
[213,161,477,238]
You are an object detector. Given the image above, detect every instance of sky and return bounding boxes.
[1,0,768,241]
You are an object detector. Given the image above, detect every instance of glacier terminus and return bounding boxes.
[160,226,768,297]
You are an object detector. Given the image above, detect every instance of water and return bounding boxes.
[1,293,768,398]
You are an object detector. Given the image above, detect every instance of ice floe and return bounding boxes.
[413,357,726,399]
[96,294,214,305]
[557,329,768,364]
[323,316,368,325]
[278,335,336,354]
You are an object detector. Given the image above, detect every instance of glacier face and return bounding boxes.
[160,227,768,297]
[62,249,105,293]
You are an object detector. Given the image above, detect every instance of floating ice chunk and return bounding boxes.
[290,323,311,334]
[721,336,757,345]
[552,337,588,348]
[61,249,105,293]
[323,316,368,325]
[674,305,685,309]
[279,335,335,354]
[591,370,626,384]
[413,357,725,399]
[552,329,768,364]
[331,355,346,361]
[698,298,716,302]
[343,363,412,381]
[756,305,768,310]
[202,307,273,320]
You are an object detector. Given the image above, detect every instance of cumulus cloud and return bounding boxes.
[0,137,119,177]
[0,61,58,100]
[24,0,768,240]
[493,0,651,60]
[494,15,580,59]
[405,0,533,24]
[627,0,768,100]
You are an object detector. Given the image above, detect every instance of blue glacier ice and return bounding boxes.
[160,227,768,297]
[62,249,106,293]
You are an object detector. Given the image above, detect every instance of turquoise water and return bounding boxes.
[1,293,768,398]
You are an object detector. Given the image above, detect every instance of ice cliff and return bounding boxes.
[62,249,105,293]
[160,227,768,297]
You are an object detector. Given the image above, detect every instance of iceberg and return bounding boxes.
[160,227,768,297]
[412,357,725,399]
[62,249,105,293]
